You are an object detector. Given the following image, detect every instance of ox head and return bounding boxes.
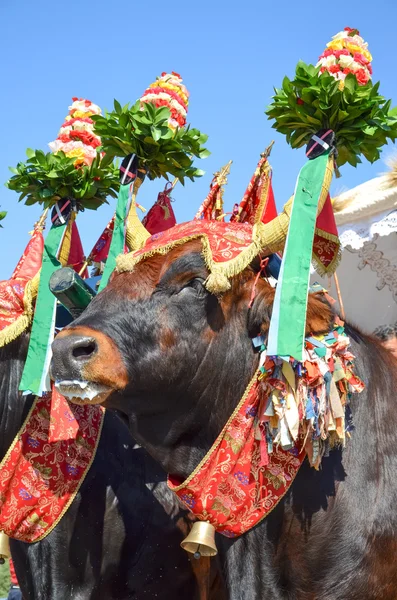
[51,220,333,472]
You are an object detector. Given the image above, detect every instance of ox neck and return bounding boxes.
[0,334,32,460]
[108,336,259,481]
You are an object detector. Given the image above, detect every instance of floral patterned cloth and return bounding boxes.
[0,389,104,543]
[169,324,364,537]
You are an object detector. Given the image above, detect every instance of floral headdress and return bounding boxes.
[49,98,102,167]
[317,27,372,89]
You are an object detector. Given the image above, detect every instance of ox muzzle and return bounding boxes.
[51,326,128,405]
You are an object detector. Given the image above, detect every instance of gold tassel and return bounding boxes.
[125,174,150,251]
[58,210,76,267]
[205,270,231,294]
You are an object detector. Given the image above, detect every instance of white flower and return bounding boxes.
[339,54,355,69]
[318,55,337,68]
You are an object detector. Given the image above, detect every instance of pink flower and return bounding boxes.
[355,68,369,85]
[328,64,341,74]
[353,52,369,66]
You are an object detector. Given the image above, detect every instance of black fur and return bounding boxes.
[1,334,223,599]
[52,252,397,599]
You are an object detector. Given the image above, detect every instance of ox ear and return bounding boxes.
[306,292,335,336]
[248,282,335,339]
[247,279,275,338]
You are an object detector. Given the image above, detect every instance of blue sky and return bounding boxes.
[0,0,396,277]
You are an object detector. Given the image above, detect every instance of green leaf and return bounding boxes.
[198,149,211,159]
[114,99,122,114]
[26,148,35,159]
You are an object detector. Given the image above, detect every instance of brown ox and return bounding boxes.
[51,237,397,600]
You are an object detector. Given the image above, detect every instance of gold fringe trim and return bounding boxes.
[58,211,76,266]
[117,231,263,295]
[118,155,335,294]
[126,175,150,251]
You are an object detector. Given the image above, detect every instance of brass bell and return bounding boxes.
[0,531,10,564]
[181,521,217,559]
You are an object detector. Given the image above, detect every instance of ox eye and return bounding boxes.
[179,278,206,296]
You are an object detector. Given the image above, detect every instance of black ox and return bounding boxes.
[51,236,397,600]
[1,332,224,599]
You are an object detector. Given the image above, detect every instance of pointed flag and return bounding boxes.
[142,183,177,234]
[195,161,232,221]
[231,145,277,225]
[68,222,88,277]
[0,220,45,348]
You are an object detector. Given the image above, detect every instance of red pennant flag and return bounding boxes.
[0,226,44,345]
[195,161,232,221]
[89,218,115,265]
[230,156,277,225]
[142,185,177,234]
[67,222,88,277]
[313,193,340,274]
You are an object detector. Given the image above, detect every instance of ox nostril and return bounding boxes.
[71,338,98,361]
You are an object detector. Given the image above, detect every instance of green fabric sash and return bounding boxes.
[19,222,67,395]
[99,184,130,292]
[267,152,332,361]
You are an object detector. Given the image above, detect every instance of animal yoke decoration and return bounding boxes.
[265,27,397,361]
[92,71,210,291]
[6,97,119,397]
[0,229,104,549]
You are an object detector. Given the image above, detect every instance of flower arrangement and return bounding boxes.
[49,97,102,166]
[141,72,189,130]
[317,28,372,89]
[266,28,397,167]
[7,98,119,210]
[92,72,209,184]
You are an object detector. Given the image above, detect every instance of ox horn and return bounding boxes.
[125,169,151,252]
[255,155,333,254]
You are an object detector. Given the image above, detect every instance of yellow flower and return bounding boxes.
[346,43,372,62]
[327,39,344,51]
[338,80,345,91]
[65,148,85,160]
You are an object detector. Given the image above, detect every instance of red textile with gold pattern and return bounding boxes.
[195,182,224,221]
[0,389,104,542]
[313,194,340,272]
[230,157,277,225]
[0,229,43,339]
[124,220,255,268]
[168,375,304,537]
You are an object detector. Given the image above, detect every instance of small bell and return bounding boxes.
[0,531,10,564]
[181,521,217,559]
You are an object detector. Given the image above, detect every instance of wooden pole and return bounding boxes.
[333,272,345,320]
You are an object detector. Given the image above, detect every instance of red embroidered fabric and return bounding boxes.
[168,374,304,537]
[0,228,43,339]
[230,157,278,225]
[0,389,104,542]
